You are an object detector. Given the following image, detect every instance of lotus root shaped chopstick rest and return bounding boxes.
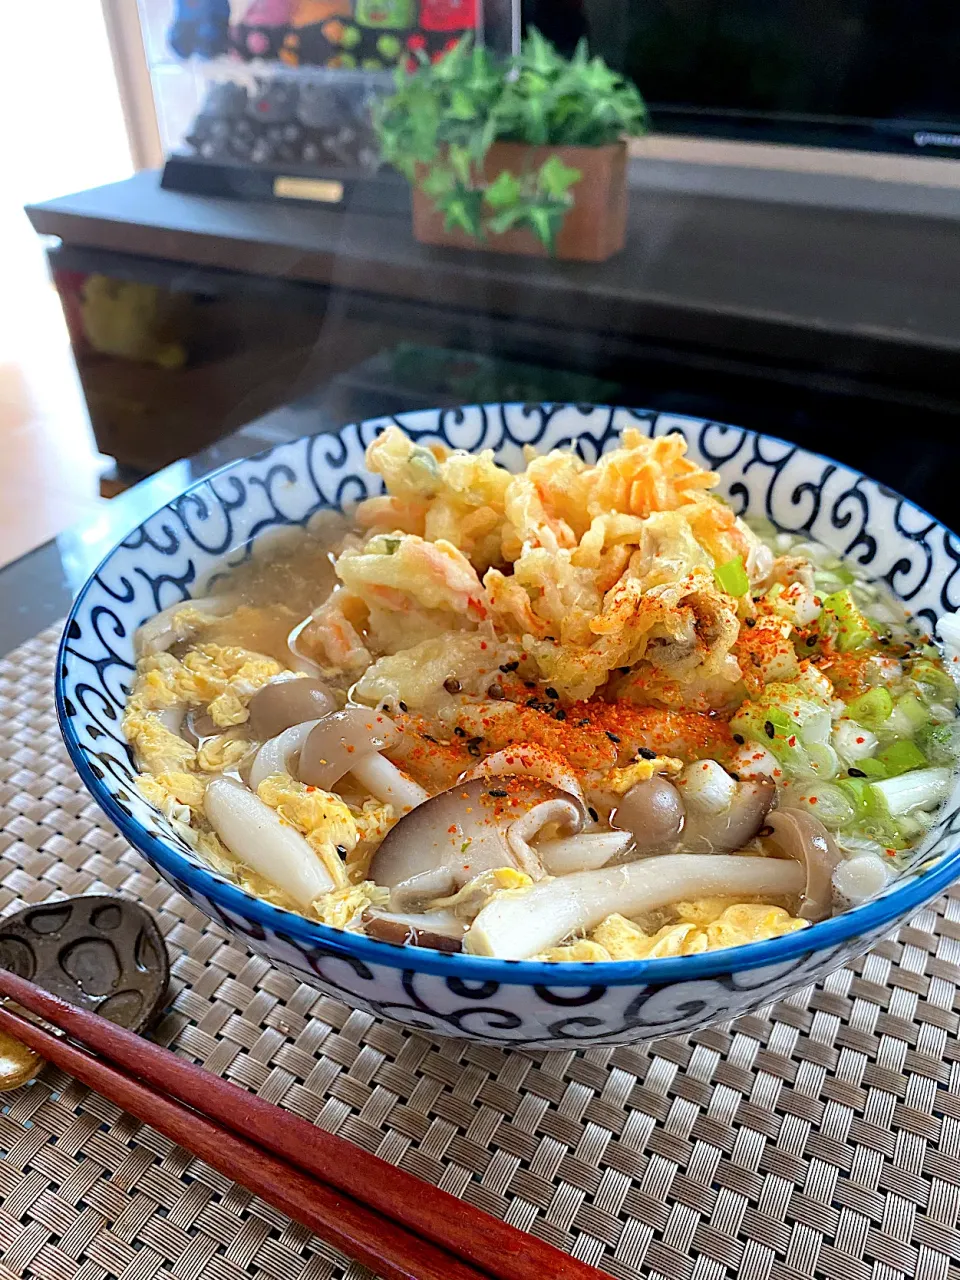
[0,895,170,1089]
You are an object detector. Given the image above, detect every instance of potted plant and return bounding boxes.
[373,31,649,261]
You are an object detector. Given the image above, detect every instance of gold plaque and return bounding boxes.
[273,176,345,203]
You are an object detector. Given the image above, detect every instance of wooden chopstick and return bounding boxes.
[0,1001,488,1280]
[0,969,599,1280]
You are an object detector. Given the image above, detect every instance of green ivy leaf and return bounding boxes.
[527,204,561,253]
[537,155,581,199]
[439,187,485,238]
[449,89,477,121]
[447,143,473,185]
[487,204,530,235]
[483,170,523,209]
[420,165,455,197]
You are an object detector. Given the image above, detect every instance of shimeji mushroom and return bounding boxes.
[536,830,634,875]
[361,908,465,952]
[134,595,237,658]
[462,744,634,870]
[248,719,325,792]
[763,808,842,921]
[464,854,805,959]
[368,777,587,910]
[286,612,328,677]
[247,677,338,739]
[608,763,775,857]
[463,745,587,808]
[674,761,776,853]
[204,776,336,908]
[610,776,684,852]
[298,708,428,811]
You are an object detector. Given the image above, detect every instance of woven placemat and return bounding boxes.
[2,624,960,1280]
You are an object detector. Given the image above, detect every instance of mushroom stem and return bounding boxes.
[134,595,235,658]
[362,909,465,952]
[677,779,776,853]
[249,719,323,792]
[504,797,585,877]
[204,777,336,908]
[764,808,842,922]
[463,745,587,808]
[156,705,187,736]
[464,854,804,960]
[537,831,633,875]
[349,752,429,811]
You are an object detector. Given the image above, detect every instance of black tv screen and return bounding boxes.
[521,1,960,157]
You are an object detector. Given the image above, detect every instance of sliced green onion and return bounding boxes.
[870,767,951,817]
[758,682,832,743]
[820,588,877,652]
[910,659,958,707]
[832,719,878,764]
[846,687,893,730]
[836,777,906,848]
[799,741,840,779]
[876,739,927,777]
[894,694,930,732]
[854,757,888,779]
[714,556,750,597]
[917,721,960,765]
[729,703,802,764]
[790,783,855,830]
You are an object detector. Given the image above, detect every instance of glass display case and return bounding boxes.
[136,0,491,199]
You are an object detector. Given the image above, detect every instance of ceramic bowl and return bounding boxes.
[56,404,960,1048]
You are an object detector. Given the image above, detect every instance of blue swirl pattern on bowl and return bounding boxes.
[56,404,960,1047]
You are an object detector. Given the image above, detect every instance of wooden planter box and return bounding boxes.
[411,140,627,263]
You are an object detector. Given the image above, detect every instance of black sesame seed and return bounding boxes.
[588,807,599,822]
[398,701,408,713]
[555,709,567,722]
[579,718,591,727]
[745,618,756,628]
[489,788,508,798]
[500,661,519,672]
[879,636,890,646]
[606,732,621,744]
[488,684,504,700]
[524,681,536,689]
[733,733,745,745]
[806,635,817,646]
[636,747,656,760]
[454,726,466,737]
[545,687,560,700]
[764,720,775,739]
[467,743,482,757]
[848,767,866,778]
[443,677,461,694]
[422,733,438,743]
[336,844,347,856]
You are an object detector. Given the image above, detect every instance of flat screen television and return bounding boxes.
[521,1,960,158]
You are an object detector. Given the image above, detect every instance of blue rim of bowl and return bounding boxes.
[55,407,960,988]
